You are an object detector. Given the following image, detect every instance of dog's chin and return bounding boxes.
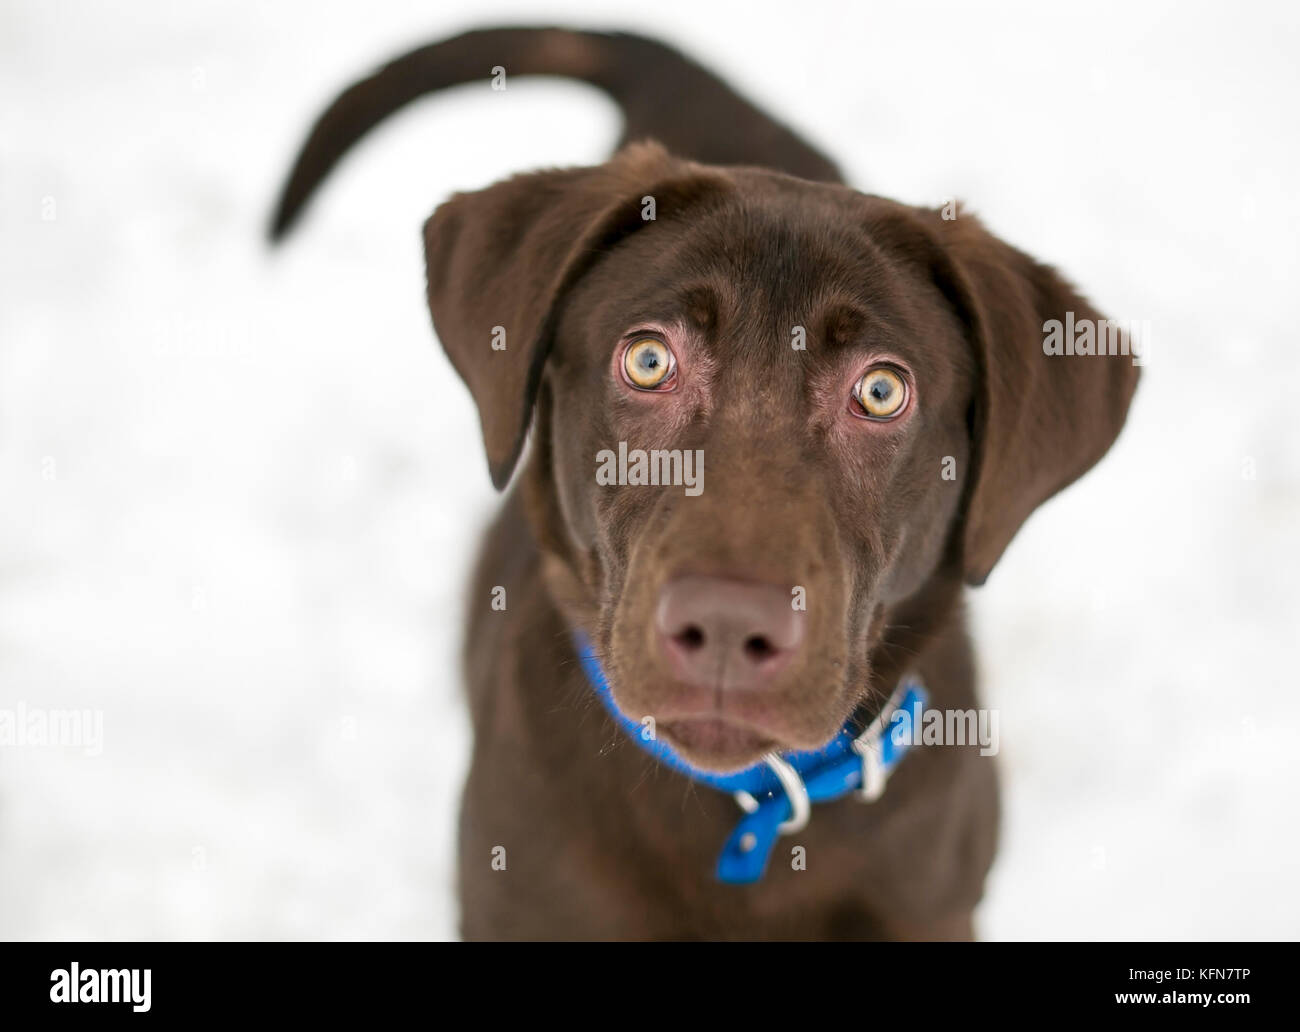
[604,654,859,772]
[657,717,779,773]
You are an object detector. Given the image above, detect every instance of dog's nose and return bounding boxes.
[655,576,803,689]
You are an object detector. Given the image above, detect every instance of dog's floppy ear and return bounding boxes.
[925,211,1141,585]
[423,141,728,489]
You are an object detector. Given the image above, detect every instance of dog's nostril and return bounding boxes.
[743,635,776,661]
[675,625,706,651]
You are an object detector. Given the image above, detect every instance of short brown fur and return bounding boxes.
[272,26,1139,940]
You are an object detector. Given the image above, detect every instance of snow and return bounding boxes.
[1,0,1297,939]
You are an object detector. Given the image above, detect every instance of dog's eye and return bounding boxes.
[622,337,676,390]
[853,367,908,419]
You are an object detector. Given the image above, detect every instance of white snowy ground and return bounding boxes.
[1,0,1297,940]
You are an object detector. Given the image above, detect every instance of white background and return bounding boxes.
[2,0,1297,939]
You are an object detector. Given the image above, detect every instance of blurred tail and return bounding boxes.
[269,25,842,239]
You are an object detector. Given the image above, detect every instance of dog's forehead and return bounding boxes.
[673,190,888,297]
[584,185,931,357]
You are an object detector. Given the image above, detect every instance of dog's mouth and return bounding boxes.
[611,671,855,773]
[657,716,781,772]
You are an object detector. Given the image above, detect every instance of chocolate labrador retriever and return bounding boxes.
[271,27,1139,940]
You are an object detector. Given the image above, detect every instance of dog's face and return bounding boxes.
[542,189,974,767]
[425,143,1138,771]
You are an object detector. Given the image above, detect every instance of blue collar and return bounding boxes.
[574,633,928,885]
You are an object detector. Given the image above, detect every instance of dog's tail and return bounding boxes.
[268,25,842,239]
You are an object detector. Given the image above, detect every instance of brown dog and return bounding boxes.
[272,27,1139,939]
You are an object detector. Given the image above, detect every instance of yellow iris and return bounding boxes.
[855,367,906,418]
[624,338,674,389]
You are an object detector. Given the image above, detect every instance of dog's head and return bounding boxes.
[425,142,1138,771]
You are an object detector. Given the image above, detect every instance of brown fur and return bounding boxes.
[272,27,1139,940]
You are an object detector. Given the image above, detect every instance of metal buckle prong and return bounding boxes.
[731,751,811,838]
[762,751,811,834]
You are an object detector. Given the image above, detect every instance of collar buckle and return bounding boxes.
[732,751,811,836]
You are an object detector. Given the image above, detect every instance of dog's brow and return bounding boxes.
[821,303,871,346]
[677,284,720,328]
